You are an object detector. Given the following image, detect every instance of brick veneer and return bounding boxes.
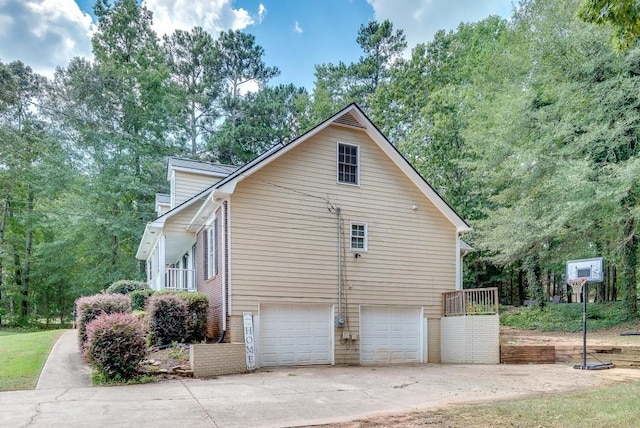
[190,343,247,377]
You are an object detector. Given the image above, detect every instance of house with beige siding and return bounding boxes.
[136,104,499,368]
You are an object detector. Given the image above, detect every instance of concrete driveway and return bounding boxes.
[4,362,640,427]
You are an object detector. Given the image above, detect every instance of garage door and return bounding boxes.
[360,306,422,364]
[259,304,332,367]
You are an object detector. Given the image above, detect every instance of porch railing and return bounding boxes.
[164,268,197,292]
[443,287,499,316]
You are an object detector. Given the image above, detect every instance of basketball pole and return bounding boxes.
[582,281,587,369]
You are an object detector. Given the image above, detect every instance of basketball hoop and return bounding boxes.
[566,275,614,370]
[567,277,587,300]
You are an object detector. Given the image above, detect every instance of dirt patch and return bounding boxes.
[501,321,640,347]
[311,410,455,428]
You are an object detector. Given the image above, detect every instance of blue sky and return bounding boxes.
[0,0,515,90]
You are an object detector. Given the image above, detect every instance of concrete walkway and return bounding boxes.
[36,329,92,390]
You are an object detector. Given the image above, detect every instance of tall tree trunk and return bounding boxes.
[611,265,617,301]
[0,198,7,325]
[190,101,197,157]
[517,263,525,306]
[622,217,638,319]
[14,251,22,318]
[22,191,34,318]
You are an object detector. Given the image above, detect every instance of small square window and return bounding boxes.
[350,222,367,251]
[337,143,359,185]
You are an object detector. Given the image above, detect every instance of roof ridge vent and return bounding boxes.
[333,112,365,129]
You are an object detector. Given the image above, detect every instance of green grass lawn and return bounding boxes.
[418,380,640,428]
[0,329,65,391]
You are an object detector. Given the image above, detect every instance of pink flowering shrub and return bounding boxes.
[75,294,131,349]
[85,312,147,380]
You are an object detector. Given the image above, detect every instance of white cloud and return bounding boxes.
[145,0,255,37]
[238,79,260,95]
[258,3,267,23]
[366,0,513,49]
[293,20,303,34]
[0,0,94,78]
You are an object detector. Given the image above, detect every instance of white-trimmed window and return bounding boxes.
[170,170,176,208]
[337,142,359,185]
[350,222,368,251]
[207,219,218,278]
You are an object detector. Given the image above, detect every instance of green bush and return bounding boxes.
[500,302,626,332]
[130,289,155,311]
[147,294,188,346]
[105,280,150,295]
[85,312,147,381]
[75,294,131,348]
[156,291,208,342]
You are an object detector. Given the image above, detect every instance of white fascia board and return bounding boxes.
[216,181,236,196]
[187,193,217,233]
[135,223,162,260]
[347,107,472,234]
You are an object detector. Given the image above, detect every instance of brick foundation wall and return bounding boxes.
[190,343,247,377]
[440,314,499,364]
[227,315,244,343]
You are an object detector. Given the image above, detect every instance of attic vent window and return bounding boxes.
[334,112,365,128]
[337,142,359,185]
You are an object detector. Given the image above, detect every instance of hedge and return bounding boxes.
[85,312,147,381]
[130,289,155,311]
[156,291,209,342]
[147,294,188,346]
[105,280,150,295]
[75,294,131,348]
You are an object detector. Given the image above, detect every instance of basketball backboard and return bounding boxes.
[566,257,603,283]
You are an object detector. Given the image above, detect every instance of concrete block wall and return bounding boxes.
[190,343,246,377]
[441,314,499,364]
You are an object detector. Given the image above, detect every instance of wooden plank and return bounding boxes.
[501,345,555,364]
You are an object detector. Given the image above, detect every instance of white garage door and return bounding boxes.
[360,306,422,364]
[259,304,332,367]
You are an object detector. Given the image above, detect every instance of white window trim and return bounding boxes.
[207,219,218,278]
[350,221,368,252]
[336,141,360,186]
[170,170,176,208]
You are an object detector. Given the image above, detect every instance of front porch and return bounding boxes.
[149,267,197,292]
[144,231,199,292]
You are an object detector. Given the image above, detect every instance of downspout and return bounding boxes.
[216,200,228,343]
[336,207,344,327]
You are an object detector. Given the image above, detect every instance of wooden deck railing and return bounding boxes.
[442,287,499,316]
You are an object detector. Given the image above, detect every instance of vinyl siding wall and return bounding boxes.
[229,124,457,364]
[174,170,220,206]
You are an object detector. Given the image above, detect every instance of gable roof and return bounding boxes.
[205,103,471,233]
[167,157,237,180]
[138,103,471,260]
